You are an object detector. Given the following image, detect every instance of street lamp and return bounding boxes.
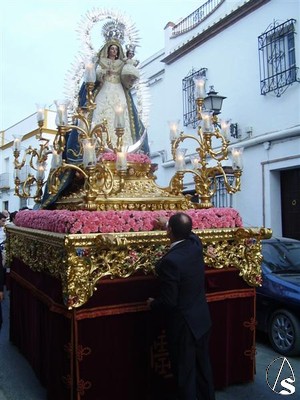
[204,86,227,115]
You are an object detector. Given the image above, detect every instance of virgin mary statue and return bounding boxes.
[40,13,149,208]
[71,36,148,157]
[92,40,144,148]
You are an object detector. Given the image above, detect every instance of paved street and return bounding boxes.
[216,331,300,399]
[0,288,299,399]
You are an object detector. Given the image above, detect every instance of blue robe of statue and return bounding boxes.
[40,43,149,209]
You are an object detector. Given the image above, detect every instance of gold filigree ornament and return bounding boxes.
[6,225,271,309]
[53,160,193,211]
[202,227,272,286]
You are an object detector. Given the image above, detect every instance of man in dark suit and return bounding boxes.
[147,212,215,400]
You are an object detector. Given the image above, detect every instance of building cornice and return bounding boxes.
[0,128,57,151]
[161,0,271,65]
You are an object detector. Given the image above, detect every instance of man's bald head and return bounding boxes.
[168,212,192,241]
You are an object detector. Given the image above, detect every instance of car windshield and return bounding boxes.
[262,240,300,273]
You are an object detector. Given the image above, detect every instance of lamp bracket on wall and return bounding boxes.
[230,123,240,139]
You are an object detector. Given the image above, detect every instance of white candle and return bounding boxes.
[83,141,96,167]
[54,101,69,126]
[58,106,65,125]
[168,120,180,141]
[116,152,127,170]
[51,150,62,169]
[176,154,185,170]
[36,164,45,181]
[202,112,212,132]
[36,104,45,122]
[54,108,64,126]
[114,105,125,129]
[193,77,206,99]
[220,120,231,140]
[231,148,243,170]
[84,62,96,83]
[175,148,187,171]
[13,137,21,151]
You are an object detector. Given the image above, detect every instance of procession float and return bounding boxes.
[6,8,271,400]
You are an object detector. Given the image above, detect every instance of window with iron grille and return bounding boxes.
[258,19,299,97]
[182,68,207,128]
[211,175,234,208]
[184,174,233,208]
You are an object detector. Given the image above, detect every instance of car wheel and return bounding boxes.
[268,309,300,356]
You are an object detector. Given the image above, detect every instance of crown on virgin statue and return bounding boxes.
[102,21,126,44]
[125,44,137,53]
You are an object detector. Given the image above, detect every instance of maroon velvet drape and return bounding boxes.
[9,258,255,400]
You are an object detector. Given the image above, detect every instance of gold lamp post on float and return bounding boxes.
[13,105,50,203]
[168,78,243,209]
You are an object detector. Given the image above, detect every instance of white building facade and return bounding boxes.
[1,0,299,239]
[141,0,300,239]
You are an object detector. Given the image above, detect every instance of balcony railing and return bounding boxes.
[172,0,225,37]
[0,167,33,190]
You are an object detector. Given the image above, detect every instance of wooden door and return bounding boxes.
[281,168,300,240]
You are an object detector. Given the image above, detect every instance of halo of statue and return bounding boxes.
[63,8,150,132]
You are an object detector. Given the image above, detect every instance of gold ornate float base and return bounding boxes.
[51,161,193,211]
[6,225,272,309]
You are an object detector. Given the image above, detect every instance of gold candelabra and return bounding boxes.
[45,82,129,209]
[168,80,243,209]
[12,81,128,206]
[13,120,51,203]
[12,74,243,211]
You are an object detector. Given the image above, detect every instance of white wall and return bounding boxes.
[1,0,299,234]
[141,0,300,233]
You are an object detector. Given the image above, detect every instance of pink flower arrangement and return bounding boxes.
[14,208,243,234]
[100,152,151,164]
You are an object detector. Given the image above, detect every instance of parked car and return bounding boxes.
[256,237,300,356]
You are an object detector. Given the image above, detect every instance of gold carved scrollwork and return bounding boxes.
[64,232,168,308]
[85,163,114,195]
[6,227,67,277]
[202,227,272,286]
[6,225,272,309]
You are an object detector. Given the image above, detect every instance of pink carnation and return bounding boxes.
[100,152,151,164]
[15,208,243,234]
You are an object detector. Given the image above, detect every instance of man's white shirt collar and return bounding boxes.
[170,240,184,249]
